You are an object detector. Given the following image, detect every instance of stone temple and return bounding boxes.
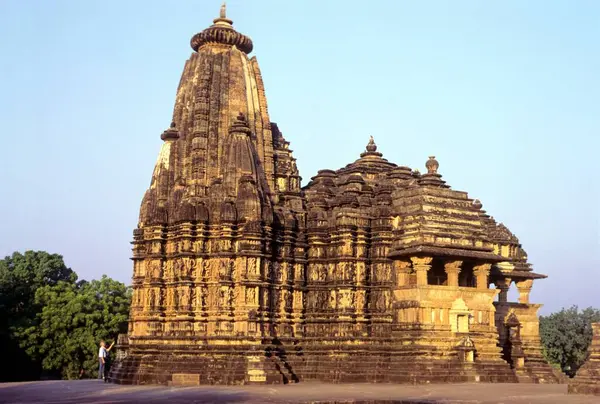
[112,6,559,385]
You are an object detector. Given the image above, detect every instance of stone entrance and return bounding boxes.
[501,312,525,370]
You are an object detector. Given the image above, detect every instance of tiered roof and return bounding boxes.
[304,137,547,280]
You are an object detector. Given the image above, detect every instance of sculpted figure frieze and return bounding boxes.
[121,6,554,386]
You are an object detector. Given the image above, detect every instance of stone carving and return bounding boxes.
[246,287,256,305]
[183,258,195,278]
[218,260,228,279]
[180,287,190,309]
[117,5,555,387]
[247,257,259,277]
[174,259,182,278]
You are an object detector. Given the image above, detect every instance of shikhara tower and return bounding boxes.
[112,6,559,385]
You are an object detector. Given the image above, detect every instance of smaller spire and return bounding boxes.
[229,111,252,135]
[161,122,180,141]
[419,155,449,188]
[220,2,227,19]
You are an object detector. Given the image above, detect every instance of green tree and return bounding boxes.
[0,251,76,381]
[0,251,76,319]
[15,275,131,379]
[540,306,600,377]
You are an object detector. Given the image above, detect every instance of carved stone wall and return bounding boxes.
[111,7,556,386]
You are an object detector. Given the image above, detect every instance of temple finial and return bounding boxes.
[359,135,383,158]
[366,136,377,152]
[210,1,233,28]
[426,155,439,174]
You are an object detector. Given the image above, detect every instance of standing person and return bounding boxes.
[98,340,115,380]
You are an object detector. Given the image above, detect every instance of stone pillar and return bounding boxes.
[473,263,491,290]
[410,257,432,286]
[516,279,533,304]
[495,278,512,303]
[444,260,462,287]
[394,260,411,287]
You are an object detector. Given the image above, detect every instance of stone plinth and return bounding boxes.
[569,323,600,395]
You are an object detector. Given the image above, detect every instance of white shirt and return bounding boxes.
[99,347,107,358]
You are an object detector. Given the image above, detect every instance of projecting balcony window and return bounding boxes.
[458,263,476,288]
[427,259,448,286]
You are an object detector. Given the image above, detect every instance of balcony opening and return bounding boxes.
[458,262,476,287]
[427,258,448,286]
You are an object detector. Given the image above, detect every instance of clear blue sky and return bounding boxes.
[0,1,598,314]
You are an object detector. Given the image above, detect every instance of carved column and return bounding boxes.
[444,260,462,287]
[473,263,492,290]
[516,279,533,304]
[495,278,512,302]
[394,260,411,287]
[410,257,432,286]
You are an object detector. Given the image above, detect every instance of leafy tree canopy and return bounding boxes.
[14,276,131,379]
[540,306,600,377]
[0,251,130,381]
[0,251,76,322]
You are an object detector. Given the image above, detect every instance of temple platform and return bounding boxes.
[0,380,597,404]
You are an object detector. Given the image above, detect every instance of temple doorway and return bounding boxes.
[501,312,524,369]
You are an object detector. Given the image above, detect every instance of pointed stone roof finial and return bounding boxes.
[426,155,439,174]
[419,155,449,187]
[366,136,377,152]
[359,135,383,159]
[212,1,233,27]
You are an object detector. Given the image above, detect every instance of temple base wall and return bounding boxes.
[110,335,521,385]
[494,302,560,383]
